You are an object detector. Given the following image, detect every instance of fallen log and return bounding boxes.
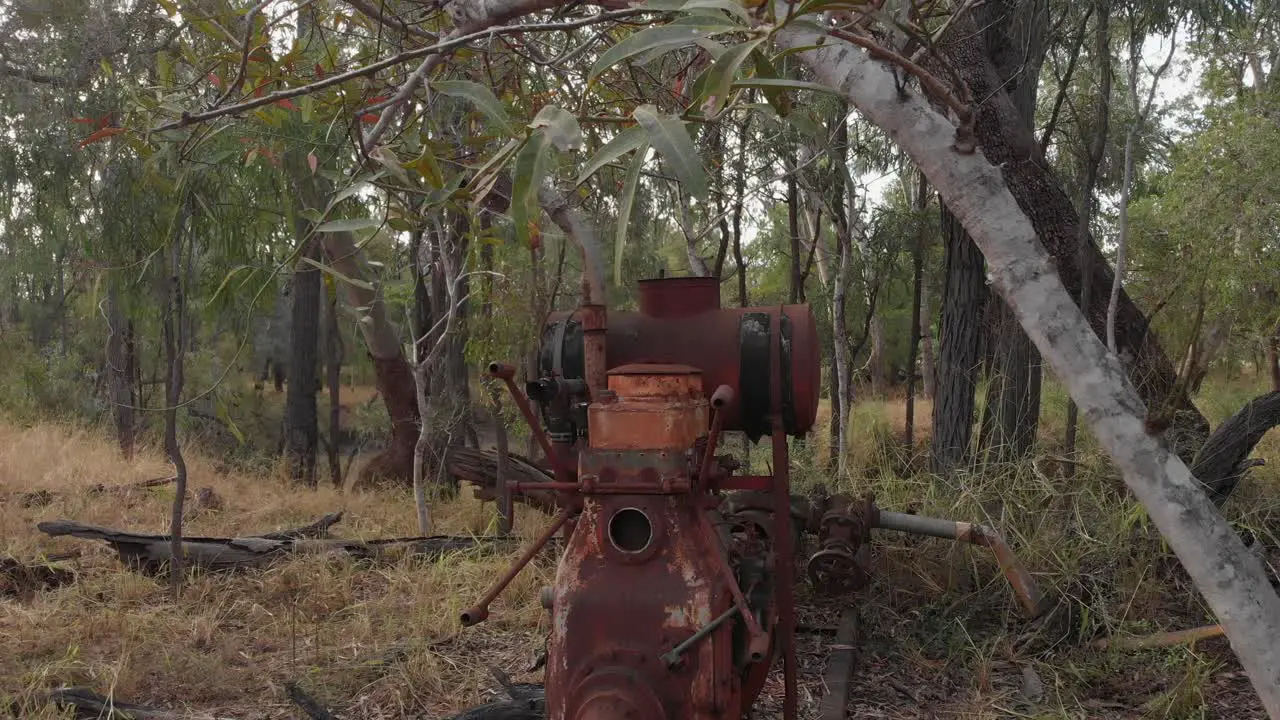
[1091,624,1225,651]
[1190,391,1280,505]
[447,446,558,514]
[49,687,234,720]
[37,519,519,575]
[447,667,546,720]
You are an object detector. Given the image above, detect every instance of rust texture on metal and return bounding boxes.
[874,510,1045,619]
[818,610,859,720]
[477,278,829,720]
[588,366,708,451]
[542,278,820,439]
[808,494,876,596]
[487,362,559,472]
[638,276,721,318]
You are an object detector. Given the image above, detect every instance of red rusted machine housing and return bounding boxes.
[472,277,816,720]
[546,365,756,719]
[538,277,821,441]
[465,276,1047,720]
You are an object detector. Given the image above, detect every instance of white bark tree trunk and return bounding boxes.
[777,26,1280,717]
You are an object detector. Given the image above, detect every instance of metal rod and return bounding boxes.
[460,507,573,626]
[659,604,741,668]
[696,510,768,661]
[875,511,1046,618]
[487,362,559,473]
[696,385,734,485]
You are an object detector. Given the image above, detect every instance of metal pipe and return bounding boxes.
[659,604,741,668]
[461,507,574,626]
[695,510,768,662]
[875,511,1046,618]
[696,385,734,485]
[487,362,559,472]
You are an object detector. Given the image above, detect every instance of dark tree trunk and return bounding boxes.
[931,207,985,476]
[325,287,343,488]
[904,176,926,448]
[1064,0,1112,476]
[732,117,750,309]
[106,282,135,458]
[971,0,1048,464]
[162,196,191,598]
[1192,392,1280,505]
[979,301,1041,463]
[938,3,1210,462]
[285,240,321,487]
[1268,328,1280,392]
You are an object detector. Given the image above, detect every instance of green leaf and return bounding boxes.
[315,217,379,233]
[531,105,583,152]
[300,256,375,291]
[468,138,521,214]
[678,0,751,24]
[404,148,444,188]
[512,130,554,244]
[732,78,845,95]
[207,265,253,308]
[575,125,646,186]
[614,141,649,285]
[432,80,516,135]
[633,104,707,199]
[696,36,765,115]
[327,180,371,211]
[749,50,790,116]
[589,25,708,84]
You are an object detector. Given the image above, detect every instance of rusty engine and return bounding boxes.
[462,276,1043,720]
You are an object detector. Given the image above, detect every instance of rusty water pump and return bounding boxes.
[460,276,1044,720]
[466,276,817,720]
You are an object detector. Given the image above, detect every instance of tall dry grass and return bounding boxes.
[0,421,553,718]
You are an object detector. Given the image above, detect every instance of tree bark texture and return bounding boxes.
[105,281,135,458]
[162,196,191,598]
[325,286,343,488]
[1191,391,1280,506]
[779,24,1280,716]
[1267,328,1280,392]
[931,10,1210,457]
[932,207,985,475]
[285,240,321,487]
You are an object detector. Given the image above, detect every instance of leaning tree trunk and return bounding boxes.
[778,21,1280,716]
[929,10,1209,461]
[969,0,1048,464]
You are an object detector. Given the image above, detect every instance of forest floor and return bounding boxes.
[1,376,1278,719]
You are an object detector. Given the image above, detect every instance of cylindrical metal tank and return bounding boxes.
[539,278,820,441]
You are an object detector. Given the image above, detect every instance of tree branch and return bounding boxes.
[344,0,438,40]
[153,6,648,133]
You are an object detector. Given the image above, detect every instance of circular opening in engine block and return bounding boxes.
[608,508,653,554]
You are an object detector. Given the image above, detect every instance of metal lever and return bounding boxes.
[659,605,742,668]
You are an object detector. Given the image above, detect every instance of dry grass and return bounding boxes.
[2,373,1278,719]
[0,421,554,718]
